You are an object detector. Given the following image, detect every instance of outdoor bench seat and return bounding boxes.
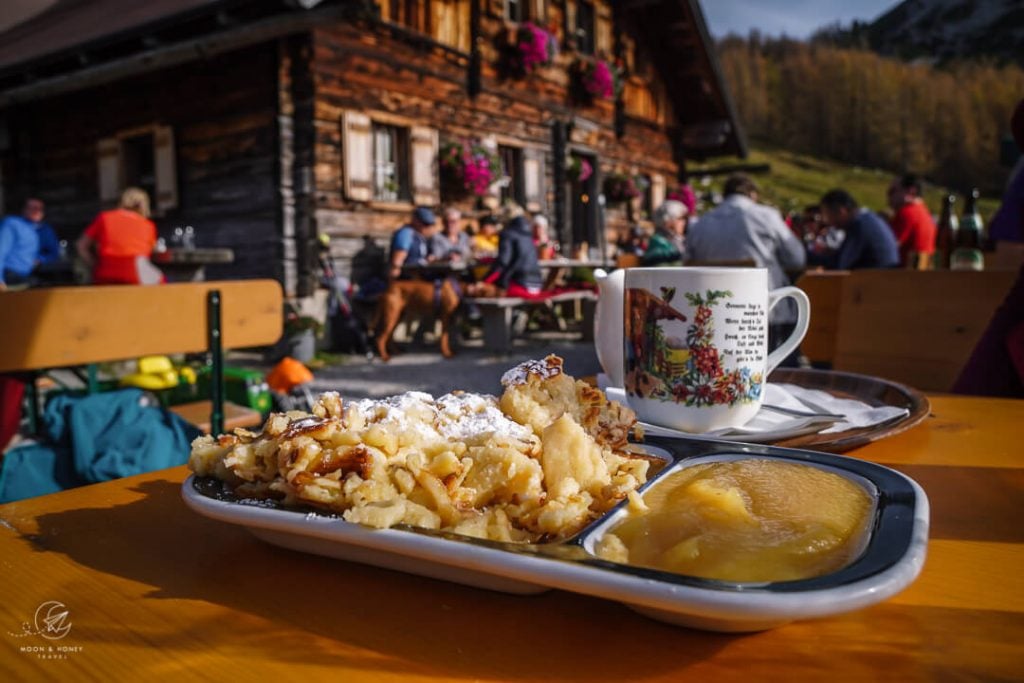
[467,289,597,352]
[0,280,283,435]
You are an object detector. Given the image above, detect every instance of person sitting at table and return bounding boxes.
[818,189,900,270]
[0,197,47,291]
[429,206,472,263]
[472,215,501,259]
[387,206,437,280]
[76,187,161,285]
[886,173,937,268]
[531,214,557,260]
[641,200,688,266]
[470,212,544,298]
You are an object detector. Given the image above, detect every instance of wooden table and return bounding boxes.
[0,395,1021,680]
[152,248,235,282]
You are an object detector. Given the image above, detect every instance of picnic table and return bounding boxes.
[0,393,1020,679]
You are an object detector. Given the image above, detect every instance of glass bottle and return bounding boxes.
[950,189,984,271]
[934,193,958,269]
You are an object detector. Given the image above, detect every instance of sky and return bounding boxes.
[702,0,900,39]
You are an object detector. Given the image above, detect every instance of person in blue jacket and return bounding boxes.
[0,197,57,289]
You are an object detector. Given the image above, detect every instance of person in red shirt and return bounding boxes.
[887,174,937,268]
[76,187,159,284]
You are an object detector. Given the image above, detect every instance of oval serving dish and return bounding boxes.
[182,436,929,632]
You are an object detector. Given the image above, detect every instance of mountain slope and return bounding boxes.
[866,0,1024,65]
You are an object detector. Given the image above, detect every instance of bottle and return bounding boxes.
[183,226,196,250]
[950,189,984,271]
[934,193,958,269]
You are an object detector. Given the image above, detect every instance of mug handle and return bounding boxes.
[766,286,811,375]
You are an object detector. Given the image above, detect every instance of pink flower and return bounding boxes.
[667,184,697,214]
[578,159,593,183]
[584,60,615,100]
[517,23,553,73]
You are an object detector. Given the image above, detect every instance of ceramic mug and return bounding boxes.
[593,268,626,387]
[623,267,810,433]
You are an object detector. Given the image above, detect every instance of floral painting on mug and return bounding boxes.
[624,287,763,407]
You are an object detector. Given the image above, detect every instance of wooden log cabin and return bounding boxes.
[0,0,745,297]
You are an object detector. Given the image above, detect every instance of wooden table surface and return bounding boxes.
[1,395,1021,681]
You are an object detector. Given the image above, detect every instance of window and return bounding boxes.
[96,125,177,216]
[372,123,409,202]
[121,132,157,206]
[499,145,525,207]
[639,173,653,220]
[384,0,423,30]
[343,111,439,206]
[505,0,527,23]
[575,0,595,54]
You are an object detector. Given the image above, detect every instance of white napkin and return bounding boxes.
[597,374,909,441]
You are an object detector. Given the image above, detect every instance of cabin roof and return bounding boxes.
[0,0,744,159]
[0,0,223,72]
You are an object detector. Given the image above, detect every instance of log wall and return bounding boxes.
[0,44,282,284]
[309,4,682,275]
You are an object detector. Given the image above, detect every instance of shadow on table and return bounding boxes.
[23,479,736,679]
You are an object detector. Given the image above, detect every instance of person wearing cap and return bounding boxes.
[388,206,438,280]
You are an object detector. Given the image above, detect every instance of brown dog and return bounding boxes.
[374,279,460,362]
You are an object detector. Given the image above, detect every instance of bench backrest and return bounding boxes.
[832,269,1016,391]
[0,280,283,373]
[794,270,849,365]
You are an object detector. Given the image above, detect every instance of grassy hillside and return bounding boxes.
[693,141,1003,221]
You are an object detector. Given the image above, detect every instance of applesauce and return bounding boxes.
[594,458,873,582]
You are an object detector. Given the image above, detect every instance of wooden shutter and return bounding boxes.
[651,173,665,209]
[410,125,439,206]
[342,111,373,202]
[530,0,547,24]
[596,3,613,55]
[96,137,121,204]
[154,125,178,214]
[523,148,546,212]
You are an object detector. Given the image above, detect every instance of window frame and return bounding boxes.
[574,0,596,54]
[96,123,177,217]
[498,144,526,207]
[505,0,527,23]
[371,122,411,203]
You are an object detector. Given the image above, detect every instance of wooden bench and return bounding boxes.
[795,269,1016,391]
[794,270,849,366]
[0,280,283,435]
[468,289,598,352]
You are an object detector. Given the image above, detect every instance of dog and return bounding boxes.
[374,278,461,362]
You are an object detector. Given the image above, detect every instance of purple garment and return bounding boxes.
[952,264,1024,397]
[989,159,1024,243]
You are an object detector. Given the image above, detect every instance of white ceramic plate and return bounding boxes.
[638,418,838,444]
[181,441,929,632]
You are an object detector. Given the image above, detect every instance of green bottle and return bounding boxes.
[950,189,984,271]
[934,193,958,269]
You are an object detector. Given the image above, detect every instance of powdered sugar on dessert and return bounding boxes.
[501,354,564,387]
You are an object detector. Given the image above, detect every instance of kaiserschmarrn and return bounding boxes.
[189,355,648,542]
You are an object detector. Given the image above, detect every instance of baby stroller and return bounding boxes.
[319,236,372,357]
